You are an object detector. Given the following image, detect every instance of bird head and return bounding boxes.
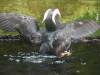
[42,8,61,25]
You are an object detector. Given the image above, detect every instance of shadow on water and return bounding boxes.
[0,42,100,75]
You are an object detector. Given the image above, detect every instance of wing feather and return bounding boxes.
[70,20,100,39]
[0,13,38,33]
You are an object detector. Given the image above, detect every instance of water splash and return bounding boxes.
[3,52,65,64]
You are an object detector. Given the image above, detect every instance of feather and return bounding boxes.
[70,20,100,39]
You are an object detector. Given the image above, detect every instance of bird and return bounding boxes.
[40,8,100,57]
[40,8,64,48]
[0,9,100,58]
[0,13,41,44]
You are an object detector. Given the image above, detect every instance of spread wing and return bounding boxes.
[55,20,100,41]
[42,20,100,46]
[69,20,100,39]
[0,13,38,33]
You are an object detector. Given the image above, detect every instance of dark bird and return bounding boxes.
[0,13,41,44]
[40,8,100,57]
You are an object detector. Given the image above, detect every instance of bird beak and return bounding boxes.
[42,9,52,23]
[52,9,61,25]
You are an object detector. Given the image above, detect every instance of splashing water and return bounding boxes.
[3,51,65,64]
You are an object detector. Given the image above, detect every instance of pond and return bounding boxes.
[0,42,100,75]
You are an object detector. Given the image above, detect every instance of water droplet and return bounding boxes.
[9,55,14,58]
[9,58,14,61]
[76,70,80,73]
[15,59,20,63]
[54,60,64,64]
[3,54,8,57]
[81,62,87,65]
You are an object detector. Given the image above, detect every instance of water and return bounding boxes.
[0,43,100,75]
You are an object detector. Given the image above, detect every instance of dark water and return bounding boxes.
[0,43,100,75]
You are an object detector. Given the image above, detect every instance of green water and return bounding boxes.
[0,42,100,75]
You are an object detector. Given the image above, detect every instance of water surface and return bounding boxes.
[0,43,100,75]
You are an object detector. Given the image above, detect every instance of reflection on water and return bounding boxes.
[0,43,100,75]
